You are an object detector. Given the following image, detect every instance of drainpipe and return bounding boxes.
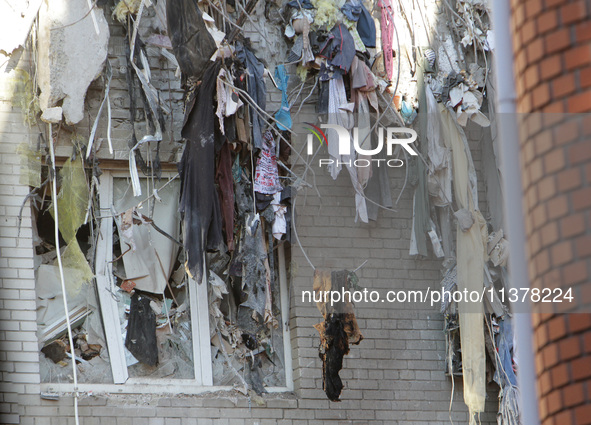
[490,1,541,425]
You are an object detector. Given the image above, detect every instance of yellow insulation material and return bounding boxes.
[311,0,345,30]
[56,239,94,296]
[53,156,89,243]
[113,0,143,23]
[17,143,42,188]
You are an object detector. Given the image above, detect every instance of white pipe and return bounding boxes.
[47,123,80,425]
[490,2,540,425]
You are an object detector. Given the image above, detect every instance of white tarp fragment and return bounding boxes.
[440,104,487,423]
[37,0,109,124]
[36,265,92,343]
[425,84,452,207]
[271,192,287,240]
[113,178,180,294]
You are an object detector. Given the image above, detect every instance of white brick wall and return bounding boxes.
[0,88,41,424]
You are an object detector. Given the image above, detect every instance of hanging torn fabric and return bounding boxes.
[408,156,430,257]
[326,75,354,179]
[166,0,217,81]
[325,74,368,222]
[216,141,235,252]
[350,56,379,186]
[319,23,356,74]
[357,2,376,48]
[313,270,363,401]
[274,65,292,131]
[271,192,287,240]
[378,0,395,81]
[254,130,282,195]
[425,84,452,206]
[236,42,267,149]
[179,61,224,283]
[216,67,243,135]
[234,213,270,322]
[125,292,158,366]
[341,0,375,51]
[440,104,488,423]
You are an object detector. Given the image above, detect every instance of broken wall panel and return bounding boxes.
[112,177,180,294]
[37,0,110,125]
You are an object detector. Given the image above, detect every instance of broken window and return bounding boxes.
[33,156,113,384]
[36,167,292,392]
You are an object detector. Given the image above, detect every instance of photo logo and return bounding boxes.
[304,123,328,146]
[306,124,418,168]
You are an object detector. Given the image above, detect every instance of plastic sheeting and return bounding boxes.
[166,0,217,81]
[440,104,487,422]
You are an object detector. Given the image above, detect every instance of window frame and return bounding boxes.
[40,169,293,394]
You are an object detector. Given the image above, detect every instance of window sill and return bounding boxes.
[40,382,294,396]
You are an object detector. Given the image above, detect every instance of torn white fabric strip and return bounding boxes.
[87,61,112,159]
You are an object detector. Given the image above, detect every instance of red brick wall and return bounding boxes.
[510,1,591,424]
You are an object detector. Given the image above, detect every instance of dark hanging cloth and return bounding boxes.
[314,270,363,401]
[216,141,235,251]
[317,81,329,114]
[236,42,266,150]
[125,293,158,366]
[255,192,273,211]
[310,30,330,56]
[179,61,224,283]
[320,313,349,401]
[357,3,376,48]
[317,62,331,114]
[319,24,356,74]
[166,0,217,81]
[341,1,362,21]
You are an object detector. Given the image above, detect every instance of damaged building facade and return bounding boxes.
[0,0,532,424]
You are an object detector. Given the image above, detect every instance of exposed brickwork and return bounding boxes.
[0,79,41,424]
[511,0,591,424]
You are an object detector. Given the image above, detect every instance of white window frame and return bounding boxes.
[40,170,293,394]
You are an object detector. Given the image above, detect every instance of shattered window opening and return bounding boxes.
[36,169,293,392]
[33,159,114,385]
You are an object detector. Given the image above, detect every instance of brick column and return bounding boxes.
[0,74,42,424]
[510,0,591,424]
